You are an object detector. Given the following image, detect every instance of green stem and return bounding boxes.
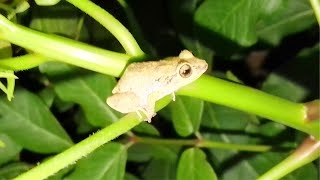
[66,0,144,57]
[134,137,271,152]
[177,75,320,139]
[14,114,141,180]
[13,95,172,180]
[0,14,129,77]
[198,140,271,152]
[117,0,155,56]
[309,0,320,25]
[0,54,49,71]
[258,136,320,180]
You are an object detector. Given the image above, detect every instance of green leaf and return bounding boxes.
[250,152,318,179]
[0,134,21,165]
[65,142,127,180]
[143,159,177,180]
[168,0,214,67]
[40,62,121,127]
[0,162,32,180]
[201,102,258,130]
[257,0,316,45]
[204,132,262,179]
[0,88,73,153]
[177,148,217,180]
[38,87,55,108]
[262,73,307,102]
[73,110,95,134]
[47,165,74,180]
[124,173,140,180]
[132,122,160,136]
[246,121,286,137]
[29,2,88,40]
[170,96,204,137]
[128,144,179,163]
[195,0,264,46]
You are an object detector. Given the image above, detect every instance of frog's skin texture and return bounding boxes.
[106,50,208,122]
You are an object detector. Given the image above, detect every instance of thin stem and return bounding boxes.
[0,54,49,71]
[66,0,145,57]
[309,0,320,25]
[177,75,320,139]
[134,136,271,152]
[117,0,155,56]
[0,14,129,77]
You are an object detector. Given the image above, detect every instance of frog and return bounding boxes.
[106,50,208,122]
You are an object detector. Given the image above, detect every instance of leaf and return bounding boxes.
[177,148,217,180]
[40,62,121,127]
[29,2,88,40]
[124,173,140,180]
[0,134,22,165]
[0,88,73,153]
[257,0,316,45]
[170,96,204,137]
[201,102,258,130]
[262,73,307,102]
[65,142,127,180]
[203,131,266,179]
[142,159,177,180]
[195,0,264,46]
[38,87,55,108]
[127,144,179,162]
[73,110,95,134]
[249,152,317,179]
[0,162,32,179]
[168,0,214,67]
[132,122,160,136]
[47,165,74,180]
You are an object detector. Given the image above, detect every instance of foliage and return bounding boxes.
[0,0,318,180]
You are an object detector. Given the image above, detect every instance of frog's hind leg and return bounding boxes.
[106,92,140,114]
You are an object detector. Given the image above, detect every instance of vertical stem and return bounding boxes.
[66,0,145,57]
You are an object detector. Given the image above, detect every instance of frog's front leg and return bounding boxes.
[171,92,176,101]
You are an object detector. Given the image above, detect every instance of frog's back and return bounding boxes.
[112,59,178,94]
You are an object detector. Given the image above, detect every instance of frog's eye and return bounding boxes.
[179,63,192,78]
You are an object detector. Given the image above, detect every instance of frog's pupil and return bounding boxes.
[179,64,192,78]
[183,68,191,75]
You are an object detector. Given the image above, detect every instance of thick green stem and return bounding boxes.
[177,75,320,139]
[66,0,144,57]
[258,136,320,180]
[14,114,141,180]
[0,14,129,77]
[134,137,271,152]
[13,95,172,180]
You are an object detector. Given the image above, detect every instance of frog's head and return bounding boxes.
[173,50,208,87]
